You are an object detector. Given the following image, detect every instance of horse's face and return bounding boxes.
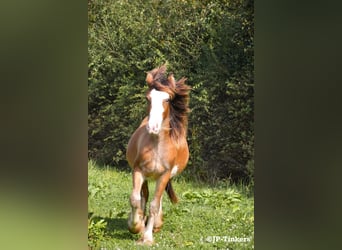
[146,89,170,135]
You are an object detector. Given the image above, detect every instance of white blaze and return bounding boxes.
[147,89,169,134]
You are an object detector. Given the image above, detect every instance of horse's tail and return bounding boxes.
[165,180,178,204]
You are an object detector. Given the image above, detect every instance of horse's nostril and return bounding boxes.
[146,124,159,134]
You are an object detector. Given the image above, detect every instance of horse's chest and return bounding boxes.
[139,145,174,178]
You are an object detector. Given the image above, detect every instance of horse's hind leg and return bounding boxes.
[128,170,145,234]
[141,180,149,223]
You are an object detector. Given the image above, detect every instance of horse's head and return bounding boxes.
[145,88,170,134]
[145,65,175,135]
[144,65,190,138]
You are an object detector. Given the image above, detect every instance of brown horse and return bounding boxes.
[126,65,190,245]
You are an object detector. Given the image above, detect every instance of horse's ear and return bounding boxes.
[146,72,153,86]
[168,74,176,89]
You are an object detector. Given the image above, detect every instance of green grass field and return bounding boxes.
[88,161,254,249]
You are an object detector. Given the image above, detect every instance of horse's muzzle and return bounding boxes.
[146,124,160,135]
[146,124,160,134]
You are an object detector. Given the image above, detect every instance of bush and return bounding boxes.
[88,214,107,248]
[88,0,254,182]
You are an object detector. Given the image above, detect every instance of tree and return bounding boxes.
[88,0,254,182]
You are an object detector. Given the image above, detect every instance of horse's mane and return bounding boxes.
[146,65,191,142]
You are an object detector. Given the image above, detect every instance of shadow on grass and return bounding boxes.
[105,217,134,240]
[89,213,134,241]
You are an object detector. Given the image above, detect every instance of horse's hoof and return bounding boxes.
[128,221,144,234]
[136,238,154,246]
[128,225,143,234]
[153,226,162,233]
[128,212,144,234]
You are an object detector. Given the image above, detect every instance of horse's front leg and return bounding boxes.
[153,193,163,233]
[140,180,149,223]
[138,171,171,245]
[128,170,145,234]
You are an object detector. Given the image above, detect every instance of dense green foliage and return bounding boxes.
[88,0,254,182]
[88,161,254,249]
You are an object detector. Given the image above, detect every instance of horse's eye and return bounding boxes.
[164,99,170,103]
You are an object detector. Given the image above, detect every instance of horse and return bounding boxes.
[126,65,190,245]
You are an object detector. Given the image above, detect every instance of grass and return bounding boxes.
[88,160,254,249]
